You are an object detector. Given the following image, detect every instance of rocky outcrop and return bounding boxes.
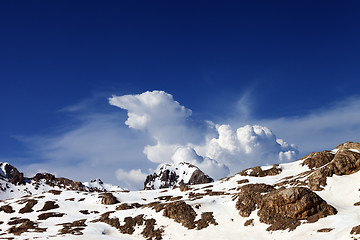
[101,193,119,205]
[163,201,197,229]
[0,162,26,185]
[236,184,337,231]
[32,173,85,191]
[304,143,360,191]
[239,164,282,177]
[301,151,335,169]
[144,162,213,190]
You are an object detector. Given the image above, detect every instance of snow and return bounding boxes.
[2,150,360,239]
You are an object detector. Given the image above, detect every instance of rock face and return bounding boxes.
[144,162,214,190]
[236,184,337,231]
[32,173,85,191]
[0,162,25,185]
[302,142,360,191]
[238,164,282,177]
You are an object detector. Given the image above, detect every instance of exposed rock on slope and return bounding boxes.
[0,162,25,185]
[1,142,360,240]
[144,162,214,190]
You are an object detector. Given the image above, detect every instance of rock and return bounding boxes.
[195,212,218,230]
[38,201,59,211]
[32,173,85,191]
[0,162,26,185]
[301,151,335,169]
[239,165,282,177]
[19,199,38,213]
[144,162,213,190]
[163,201,197,229]
[236,185,337,231]
[101,193,119,205]
[351,225,360,235]
[38,212,65,220]
[1,205,15,213]
[306,149,360,190]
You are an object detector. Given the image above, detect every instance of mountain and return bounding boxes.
[1,142,360,239]
[144,162,214,190]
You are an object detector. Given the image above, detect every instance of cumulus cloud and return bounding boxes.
[110,90,298,179]
[115,168,148,190]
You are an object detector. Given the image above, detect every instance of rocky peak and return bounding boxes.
[0,162,25,185]
[144,162,214,190]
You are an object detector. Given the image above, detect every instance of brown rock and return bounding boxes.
[101,193,119,205]
[235,185,337,231]
[235,183,274,217]
[351,225,360,235]
[38,212,65,220]
[163,201,197,229]
[38,201,59,211]
[195,212,218,230]
[258,187,337,230]
[239,164,282,177]
[317,228,333,232]
[188,169,214,185]
[244,219,254,226]
[306,149,360,190]
[19,199,38,214]
[1,205,15,213]
[301,151,335,169]
[7,219,46,235]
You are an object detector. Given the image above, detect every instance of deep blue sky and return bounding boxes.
[1,1,360,176]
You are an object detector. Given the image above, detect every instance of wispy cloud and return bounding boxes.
[259,96,360,154]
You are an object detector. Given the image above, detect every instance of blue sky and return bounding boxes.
[1,1,360,189]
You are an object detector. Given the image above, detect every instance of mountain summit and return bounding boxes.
[1,142,360,239]
[144,162,214,190]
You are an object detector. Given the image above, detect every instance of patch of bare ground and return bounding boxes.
[235,184,337,231]
[94,212,163,240]
[195,212,218,230]
[38,201,59,211]
[48,190,62,195]
[38,212,65,220]
[7,218,46,236]
[244,219,254,226]
[239,164,282,177]
[163,201,197,229]
[317,228,333,232]
[237,179,249,184]
[351,225,360,235]
[57,219,87,235]
[179,185,191,192]
[0,205,14,213]
[143,201,166,212]
[19,199,38,213]
[116,203,143,210]
[101,193,119,205]
[79,210,89,214]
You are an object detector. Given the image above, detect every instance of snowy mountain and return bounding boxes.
[1,142,360,239]
[144,162,214,190]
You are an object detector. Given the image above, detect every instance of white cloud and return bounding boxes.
[260,96,360,155]
[115,168,148,190]
[110,90,298,179]
[16,113,154,189]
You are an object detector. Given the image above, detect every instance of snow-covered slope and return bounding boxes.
[144,162,214,190]
[1,142,360,239]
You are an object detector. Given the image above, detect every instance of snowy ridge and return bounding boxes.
[1,142,360,239]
